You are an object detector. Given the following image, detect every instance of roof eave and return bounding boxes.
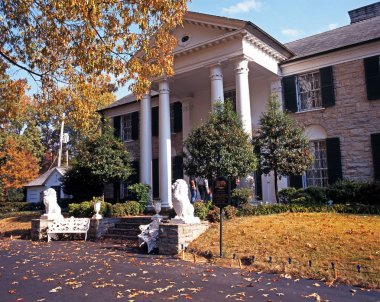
[280,37,380,65]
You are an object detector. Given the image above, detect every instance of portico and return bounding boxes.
[101,11,292,206]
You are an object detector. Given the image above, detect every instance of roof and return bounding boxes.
[99,91,159,112]
[184,11,293,58]
[283,15,380,63]
[25,167,67,187]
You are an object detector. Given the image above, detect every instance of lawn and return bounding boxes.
[0,212,40,239]
[188,212,380,289]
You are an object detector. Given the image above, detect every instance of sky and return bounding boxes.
[9,0,378,99]
[187,0,376,43]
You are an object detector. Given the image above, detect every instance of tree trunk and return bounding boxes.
[274,170,279,203]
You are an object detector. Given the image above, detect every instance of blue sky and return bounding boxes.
[188,0,376,43]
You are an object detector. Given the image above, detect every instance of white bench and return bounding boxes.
[47,217,90,242]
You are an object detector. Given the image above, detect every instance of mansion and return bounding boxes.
[100,3,380,208]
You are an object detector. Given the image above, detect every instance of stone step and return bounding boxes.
[107,228,141,236]
[114,222,148,229]
[102,233,139,241]
[119,216,153,224]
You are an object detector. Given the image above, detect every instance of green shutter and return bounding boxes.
[326,137,343,184]
[152,158,159,198]
[113,116,121,138]
[364,56,380,100]
[152,107,159,137]
[282,75,298,112]
[320,66,335,107]
[131,111,139,140]
[289,175,303,189]
[173,102,183,133]
[371,133,380,180]
[113,182,120,202]
[254,171,262,200]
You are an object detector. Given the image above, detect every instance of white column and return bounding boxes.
[235,58,252,136]
[140,93,152,190]
[210,64,224,110]
[158,80,172,209]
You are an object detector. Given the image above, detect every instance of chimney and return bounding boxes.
[348,2,380,23]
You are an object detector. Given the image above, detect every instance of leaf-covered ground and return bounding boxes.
[188,213,380,289]
[0,212,40,239]
[0,240,379,302]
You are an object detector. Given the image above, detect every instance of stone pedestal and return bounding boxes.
[158,221,209,255]
[31,219,52,241]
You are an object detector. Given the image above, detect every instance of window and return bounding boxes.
[364,56,380,100]
[282,66,335,113]
[121,113,132,141]
[306,140,329,187]
[297,71,322,111]
[118,112,139,141]
[152,102,182,136]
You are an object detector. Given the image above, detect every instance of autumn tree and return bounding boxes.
[62,127,132,201]
[184,101,257,180]
[252,94,313,203]
[0,136,40,200]
[0,1,188,97]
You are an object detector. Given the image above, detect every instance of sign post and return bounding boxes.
[212,176,230,258]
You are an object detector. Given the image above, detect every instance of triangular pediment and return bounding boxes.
[173,11,245,53]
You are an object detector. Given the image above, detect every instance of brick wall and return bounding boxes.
[291,59,380,181]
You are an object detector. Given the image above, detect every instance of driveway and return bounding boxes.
[0,239,379,301]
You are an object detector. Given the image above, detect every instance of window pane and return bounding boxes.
[306,140,328,187]
[122,113,132,141]
[297,71,322,111]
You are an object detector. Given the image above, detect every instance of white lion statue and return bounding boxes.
[171,179,200,224]
[41,188,63,220]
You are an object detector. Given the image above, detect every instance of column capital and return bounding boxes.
[158,79,170,95]
[209,64,223,81]
[235,58,249,75]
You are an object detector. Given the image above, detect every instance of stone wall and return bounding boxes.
[158,222,209,255]
[31,218,121,241]
[291,58,380,181]
[87,218,121,239]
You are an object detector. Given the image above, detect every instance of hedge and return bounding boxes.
[68,200,142,218]
[237,203,380,217]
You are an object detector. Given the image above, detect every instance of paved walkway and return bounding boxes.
[0,239,379,302]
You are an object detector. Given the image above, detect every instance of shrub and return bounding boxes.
[123,201,141,216]
[231,188,252,206]
[68,200,112,217]
[68,201,93,217]
[193,201,209,220]
[127,183,150,211]
[108,201,142,217]
[304,186,327,204]
[327,179,361,204]
[237,203,380,216]
[223,205,237,219]
[207,206,220,223]
[357,181,380,206]
[0,201,44,213]
[278,187,297,204]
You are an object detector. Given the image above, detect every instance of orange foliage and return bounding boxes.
[0,137,40,192]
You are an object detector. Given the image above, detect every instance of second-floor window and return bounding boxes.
[282,66,335,113]
[297,71,322,111]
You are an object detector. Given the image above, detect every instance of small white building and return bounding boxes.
[24,167,72,203]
